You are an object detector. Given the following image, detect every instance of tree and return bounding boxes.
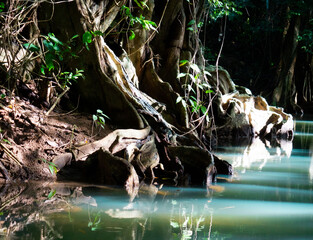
[0,0,293,184]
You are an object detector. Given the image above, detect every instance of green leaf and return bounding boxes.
[197,21,204,28]
[43,40,54,52]
[179,60,189,66]
[92,31,103,36]
[129,30,136,40]
[48,33,64,45]
[71,34,79,40]
[49,162,58,168]
[205,89,214,94]
[45,52,55,71]
[0,212,3,216]
[187,27,194,32]
[2,139,11,144]
[48,189,56,199]
[187,19,195,26]
[23,43,40,52]
[200,106,207,114]
[83,31,93,49]
[53,44,61,52]
[48,164,57,175]
[40,66,45,75]
[99,116,105,124]
[134,0,143,10]
[190,96,197,101]
[92,115,98,121]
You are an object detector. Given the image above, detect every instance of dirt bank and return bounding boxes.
[0,96,110,181]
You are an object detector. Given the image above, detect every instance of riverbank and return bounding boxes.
[0,96,111,181]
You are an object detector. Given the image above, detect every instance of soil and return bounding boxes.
[0,96,111,182]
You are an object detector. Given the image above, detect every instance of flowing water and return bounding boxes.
[1,120,313,239]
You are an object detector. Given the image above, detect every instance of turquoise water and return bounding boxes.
[1,120,313,239]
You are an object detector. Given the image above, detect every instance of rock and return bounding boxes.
[217,92,294,140]
[214,155,233,175]
[96,149,139,190]
[167,146,218,185]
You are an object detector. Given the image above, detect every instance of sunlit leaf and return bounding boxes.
[71,34,79,40]
[176,96,183,103]
[48,165,56,175]
[170,221,179,228]
[203,70,212,76]
[190,63,201,73]
[177,73,187,78]
[83,31,93,50]
[48,189,56,199]
[197,21,204,28]
[134,0,143,9]
[182,99,187,108]
[40,66,45,75]
[179,60,189,66]
[129,30,136,40]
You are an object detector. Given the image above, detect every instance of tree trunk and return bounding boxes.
[272,8,301,112]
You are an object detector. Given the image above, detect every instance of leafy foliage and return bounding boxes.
[0,1,4,13]
[206,0,242,21]
[59,69,84,89]
[298,20,313,54]
[40,33,79,73]
[93,109,110,129]
[82,30,103,50]
[23,33,84,92]
[120,5,157,39]
[177,60,213,122]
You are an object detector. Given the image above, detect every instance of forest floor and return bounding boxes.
[0,96,111,181]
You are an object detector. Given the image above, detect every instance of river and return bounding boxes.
[0,120,312,239]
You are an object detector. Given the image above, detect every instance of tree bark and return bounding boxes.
[272,9,301,112]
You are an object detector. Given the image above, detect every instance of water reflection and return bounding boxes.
[215,137,292,172]
[1,178,313,239]
[1,120,313,239]
[310,150,313,181]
